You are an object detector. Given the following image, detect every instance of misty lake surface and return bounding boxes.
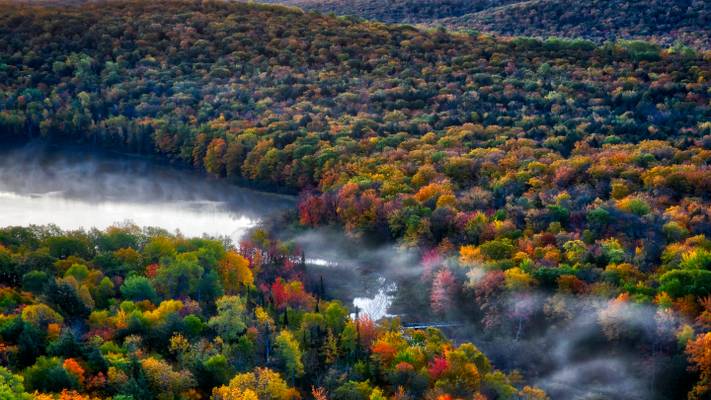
[0,142,396,320]
[0,142,294,240]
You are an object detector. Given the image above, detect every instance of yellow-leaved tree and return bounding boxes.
[212,367,299,400]
[218,251,253,294]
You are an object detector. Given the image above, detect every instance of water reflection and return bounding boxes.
[0,142,294,241]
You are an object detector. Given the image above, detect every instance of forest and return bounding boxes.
[435,0,711,50]
[0,0,710,399]
[255,0,520,24]
[248,0,711,49]
[0,225,544,399]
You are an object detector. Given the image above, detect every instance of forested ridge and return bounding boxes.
[254,0,520,24]
[0,0,711,398]
[246,0,710,49]
[7,0,711,48]
[435,0,711,50]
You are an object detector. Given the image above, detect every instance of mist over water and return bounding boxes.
[285,227,421,320]
[466,295,674,400]
[0,142,294,241]
[286,229,689,400]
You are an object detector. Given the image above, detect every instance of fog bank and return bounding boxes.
[0,142,294,241]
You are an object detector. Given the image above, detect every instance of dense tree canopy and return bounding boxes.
[436,0,711,49]
[256,0,520,24]
[0,225,537,399]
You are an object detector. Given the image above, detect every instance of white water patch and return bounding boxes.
[0,143,294,242]
[351,277,397,321]
[0,190,259,242]
[304,255,397,321]
[305,258,340,267]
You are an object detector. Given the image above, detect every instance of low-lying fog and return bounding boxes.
[0,142,294,241]
[288,228,689,400]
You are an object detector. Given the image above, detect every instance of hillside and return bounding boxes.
[0,0,711,398]
[251,0,710,49]
[436,0,711,49]
[11,0,709,48]
[256,0,519,24]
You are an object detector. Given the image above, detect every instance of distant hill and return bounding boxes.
[253,0,709,49]
[435,0,710,49]
[12,0,709,48]
[255,0,519,23]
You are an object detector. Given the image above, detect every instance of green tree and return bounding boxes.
[0,366,30,400]
[120,275,158,303]
[208,296,248,341]
[274,330,304,382]
[332,381,373,400]
[659,269,711,298]
[154,253,204,298]
[23,356,78,393]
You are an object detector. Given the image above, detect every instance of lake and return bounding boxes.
[0,142,294,240]
[0,142,397,320]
